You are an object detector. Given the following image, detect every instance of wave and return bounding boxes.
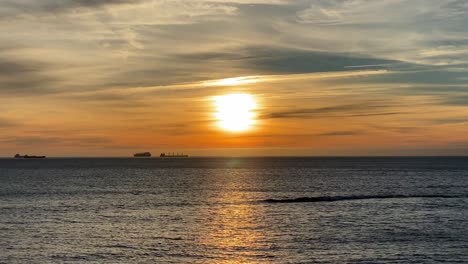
[263,194,467,203]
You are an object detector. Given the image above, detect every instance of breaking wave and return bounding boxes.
[263,194,467,203]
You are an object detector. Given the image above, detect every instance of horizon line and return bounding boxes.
[2,155,468,159]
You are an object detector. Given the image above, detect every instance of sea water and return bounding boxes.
[1,157,467,263]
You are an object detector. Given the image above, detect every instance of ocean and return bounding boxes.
[1,157,467,263]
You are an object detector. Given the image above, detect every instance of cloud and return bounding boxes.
[432,118,468,125]
[2,0,467,99]
[293,0,468,65]
[262,102,392,119]
[350,112,407,117]
[0,118,18,128]
[315,131,363,137]
[441,95,468,106]
[0,57,58,95]
[177,46,397,74]
[370,125,422,134]
[0,136,113,147]
[0,0,142,16]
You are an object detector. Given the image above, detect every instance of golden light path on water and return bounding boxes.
[197,171,271,264]
[213,93,257,132]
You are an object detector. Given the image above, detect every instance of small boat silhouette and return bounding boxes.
[14,154,46,159]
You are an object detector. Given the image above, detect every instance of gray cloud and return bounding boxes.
[0,118,18,128]
[432,118,468,125]
[0,57,58,95]
[2,0,467,98]
[0,0,141,16]
[175,46,397,75]
[370,125,422,134]
[0,136,113,147]
[241,48,396,74]
[350,112,408,117]
[315,131,363,137]
[263,103,392,119]
[441,95,468,106]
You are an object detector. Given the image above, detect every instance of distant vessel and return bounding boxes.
[14,154,46,159]
[160,152,189,158]
[134,152,151,157]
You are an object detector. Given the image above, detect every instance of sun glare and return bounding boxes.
[214,94,257,132]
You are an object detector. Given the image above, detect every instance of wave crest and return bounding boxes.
[263,194,466,203]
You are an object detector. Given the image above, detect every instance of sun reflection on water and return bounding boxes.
[196,175,273,263]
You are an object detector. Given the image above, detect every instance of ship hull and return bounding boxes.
[159,152,189,158]
[134,152,152,157]
[14,154,46,159]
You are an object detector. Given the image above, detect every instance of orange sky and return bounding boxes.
[1,1,468,156]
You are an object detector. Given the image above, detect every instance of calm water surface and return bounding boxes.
[1,157,467,263]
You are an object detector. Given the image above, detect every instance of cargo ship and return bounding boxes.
[160,152,189,158]
[134,152,151,157]
[14,154,46,159]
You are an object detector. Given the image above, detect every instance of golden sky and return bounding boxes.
[1,0,468,156]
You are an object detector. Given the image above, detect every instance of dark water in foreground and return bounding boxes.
[1,157,467,263]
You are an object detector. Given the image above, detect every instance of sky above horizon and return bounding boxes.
[1,0,468,156]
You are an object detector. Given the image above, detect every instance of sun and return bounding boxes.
[214,93,257,132]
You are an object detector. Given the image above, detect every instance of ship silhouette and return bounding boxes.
[14,154,46,159]
[133,152,151,157]
[160,152,189,158]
